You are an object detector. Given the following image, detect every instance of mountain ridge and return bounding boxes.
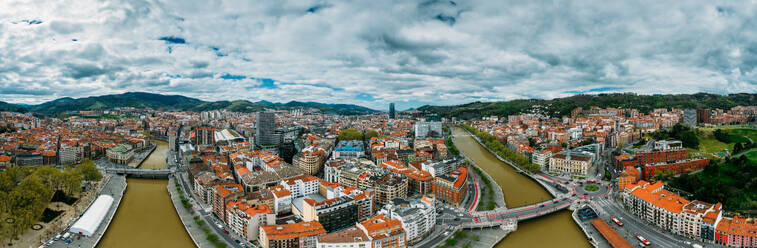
[11,92,379,115]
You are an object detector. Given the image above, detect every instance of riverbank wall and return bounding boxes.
[167,176,212,248]
[131,142,157,168]
[459,127,559,199]
[571,205,601,248]
[91,175,127,247]
[455,134,508,209]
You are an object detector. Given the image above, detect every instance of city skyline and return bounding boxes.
[3,0,757,110]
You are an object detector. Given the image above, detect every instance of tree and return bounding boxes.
[62,169,82,196]
[713,129,730,143]
[338,129,363,141]
[679,131,700,149]
[76,159,102,181]
[364,129,380,140]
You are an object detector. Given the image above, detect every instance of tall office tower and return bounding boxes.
[255,112,278,146]
[389,103,396,119]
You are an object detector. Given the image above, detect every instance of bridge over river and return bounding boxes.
[103,167,175,179]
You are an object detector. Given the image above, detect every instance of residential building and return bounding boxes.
[374,174,408,206]
[357,214,406,248]
[226,198,275,241]
[432,167,467,207]
[379,197,435,245]
[715,216,757,247]
[317,226,371,248]
[294,146,326,175]
[213,184,245,220]
[259,221,327,248]
[642,158,709,180]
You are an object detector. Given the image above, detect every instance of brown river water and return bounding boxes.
[98,140,195,248]
[452,127,591,248]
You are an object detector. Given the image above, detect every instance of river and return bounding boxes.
[98,140,195,248]
[452,127,591,248]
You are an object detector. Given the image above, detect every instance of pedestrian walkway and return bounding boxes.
[167,176,225,248]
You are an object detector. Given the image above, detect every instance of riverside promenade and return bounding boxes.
[48,175,127,248]
[167,176,217,248]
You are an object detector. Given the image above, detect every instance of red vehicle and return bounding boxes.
[612,217,623,227]
[223,229,229,234]
[636,235,651,246]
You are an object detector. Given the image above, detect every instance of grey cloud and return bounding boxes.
[62,63,122,79]
[0,0,755,109]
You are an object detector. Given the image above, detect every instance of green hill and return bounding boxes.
[25,92,378,115]
[418,93,757,119]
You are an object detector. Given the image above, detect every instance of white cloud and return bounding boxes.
[0,0,756,110]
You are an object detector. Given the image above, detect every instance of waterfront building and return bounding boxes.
[226,198,275,241]
[213,184,245,221]
[379,197,435,245]
[259,221,327,248]
[106,144,134,164]
[531,150,552,170]
[432,167,467,207]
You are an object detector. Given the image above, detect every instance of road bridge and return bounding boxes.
[103,167,174,179]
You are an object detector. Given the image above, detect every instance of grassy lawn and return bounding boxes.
[584,185,599,192]
[687,136,730,158]
[746,150,757,164]
[688,127,757,158]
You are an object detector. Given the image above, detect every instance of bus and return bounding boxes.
[612,217,623,226]
[636,235,651,246]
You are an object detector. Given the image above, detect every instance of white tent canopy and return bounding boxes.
[70,195,114,236]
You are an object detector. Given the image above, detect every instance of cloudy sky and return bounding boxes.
[1,0,756,110]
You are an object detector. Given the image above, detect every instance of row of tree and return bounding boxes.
[461,124,540,172]
[0,159,101,243]
[337,129,379,141]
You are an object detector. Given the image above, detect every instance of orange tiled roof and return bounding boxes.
[261,221,326,240]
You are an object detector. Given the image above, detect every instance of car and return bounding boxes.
[223,229,229,234]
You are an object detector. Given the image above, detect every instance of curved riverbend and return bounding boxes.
[452,127,590,248]
[98,140,194,248]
